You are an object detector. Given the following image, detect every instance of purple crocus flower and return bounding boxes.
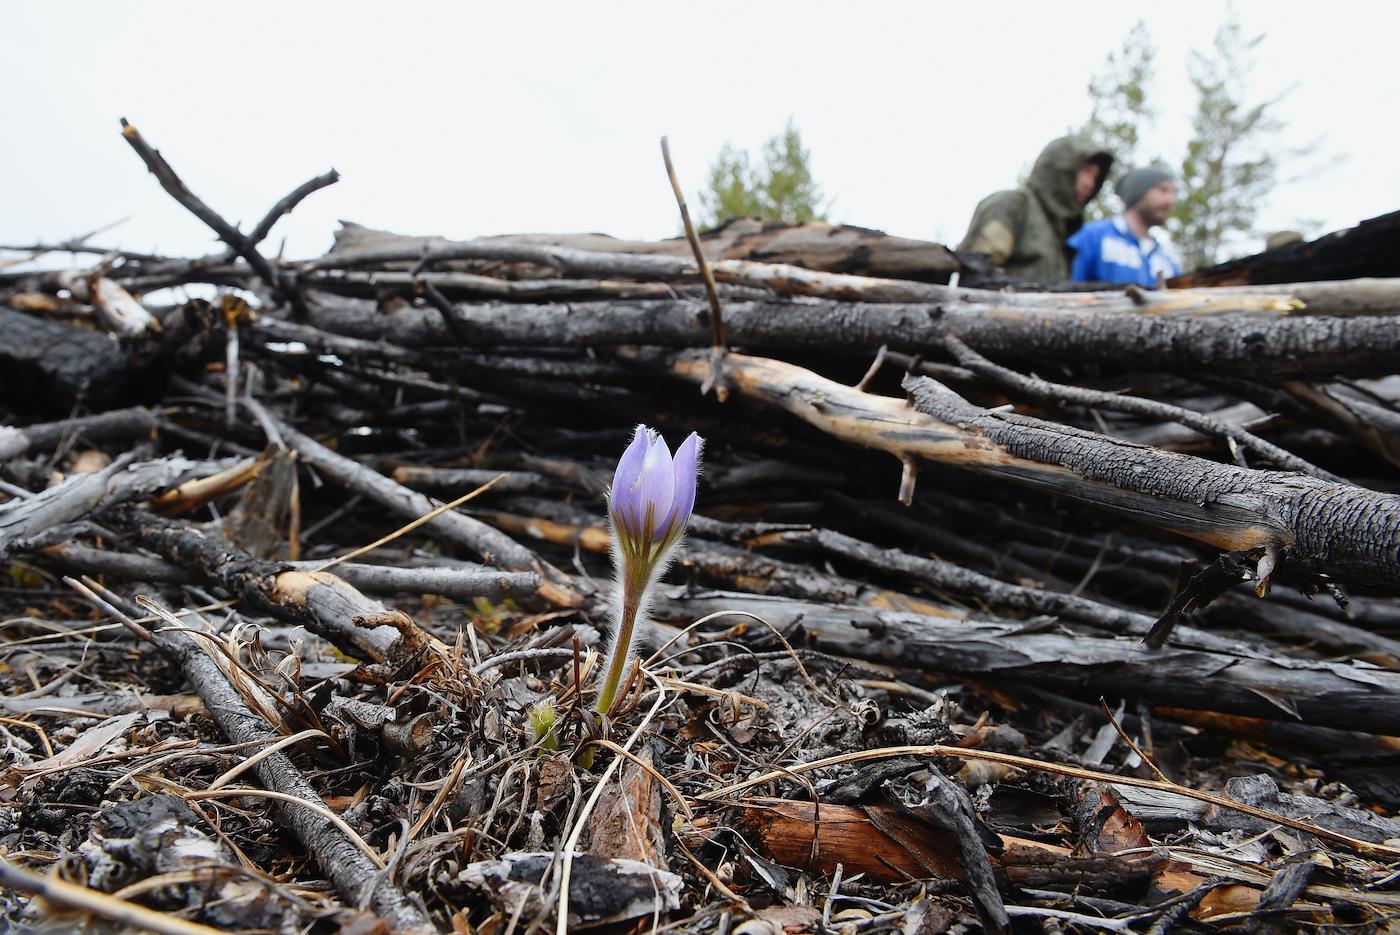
[595,425,702,714]
[610,427,702,553]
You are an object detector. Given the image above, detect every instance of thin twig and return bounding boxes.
[119,118,280,291]
[406,749,472,842]
[242,170,340,251]
[660,136,728,399]
[0,217,130,270]
[64,575,155,644]
[584,736,695,821]
[855,344,889,392]
[674,838,751,912]
[472,647,576,675]
[204,729,334,791]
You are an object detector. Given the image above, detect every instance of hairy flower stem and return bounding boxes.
[595,588,642,715]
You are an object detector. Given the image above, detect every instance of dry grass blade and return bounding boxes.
[204,728,333,791]
[312,471,507,571]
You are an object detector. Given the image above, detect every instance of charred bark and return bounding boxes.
[0,308,152,413]
[900,373,1400,586]
[1171,210,1400,288]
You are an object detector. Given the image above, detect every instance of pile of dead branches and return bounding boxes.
[2,120,1400,934]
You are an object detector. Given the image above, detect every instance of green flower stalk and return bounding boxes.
[594,425,703,715]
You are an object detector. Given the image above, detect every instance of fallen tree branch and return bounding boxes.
[319,229,1298,314]
[942,335,1341,481]
[322,217,961,282]
[241,170,340,253]
[0,456,244,558]
[900,372,1399,585]
[103,507,426,663]
[754,526,1254,653]
[305,294,1400,376]
[659,350,1400,585]
[38,540,539,602]
[0,407,157,462]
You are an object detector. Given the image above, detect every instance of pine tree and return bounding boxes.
[1170,7,1312,269]
[757,121,825,224]
[702,144,764,227]
[699,119,828,229]
[1081,21,1157,221]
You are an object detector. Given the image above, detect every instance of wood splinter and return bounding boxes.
[898,455,918,506]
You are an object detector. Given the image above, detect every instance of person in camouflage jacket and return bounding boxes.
[958,135,1114,282]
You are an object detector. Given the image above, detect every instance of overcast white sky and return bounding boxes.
[4,1,1397,265]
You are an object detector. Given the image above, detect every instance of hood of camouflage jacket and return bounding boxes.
[1025,134,1114,237]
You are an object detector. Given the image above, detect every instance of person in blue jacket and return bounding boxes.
[1068,167,1182,286]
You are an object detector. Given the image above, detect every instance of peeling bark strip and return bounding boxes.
[104,507,410,662]
[733,798,1164,889]
[650,590,1400,735]
[659,351,1400,585]
[303,294,1400,377]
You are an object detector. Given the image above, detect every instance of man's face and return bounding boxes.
[1074,162,1103,206]
[1136,180,1178,227]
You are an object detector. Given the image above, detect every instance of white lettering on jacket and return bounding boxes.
[1101,236,1144,269]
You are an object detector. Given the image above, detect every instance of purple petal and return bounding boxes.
[661,432,702,536]
[610,425,653,534]
[636,434,675,537]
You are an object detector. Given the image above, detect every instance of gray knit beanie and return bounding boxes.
[1116,167,1174,209]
